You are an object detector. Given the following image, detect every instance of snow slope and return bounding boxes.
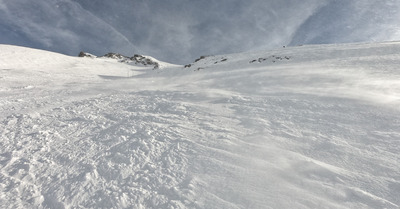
[0,42,400,208]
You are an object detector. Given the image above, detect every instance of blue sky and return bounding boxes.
[1,0,399,63]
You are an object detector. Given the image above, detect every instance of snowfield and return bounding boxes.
[1,42,400,208]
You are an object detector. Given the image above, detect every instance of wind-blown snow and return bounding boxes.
[0,42,400,208]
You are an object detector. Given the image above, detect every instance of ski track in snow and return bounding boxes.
[1,43,400,208]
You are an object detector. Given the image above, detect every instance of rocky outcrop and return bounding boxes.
[101,53,160,69]
[78,51,97,58]
[79,52,160,69]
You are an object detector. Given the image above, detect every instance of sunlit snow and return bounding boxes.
[0,42,399,208]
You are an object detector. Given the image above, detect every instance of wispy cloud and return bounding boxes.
[290,0,400,46]
[1,0,399,64]
[0,0,137,56]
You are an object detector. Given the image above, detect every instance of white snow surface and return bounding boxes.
[1,42,400,208]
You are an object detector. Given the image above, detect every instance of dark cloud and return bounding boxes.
[0,0,399,64]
